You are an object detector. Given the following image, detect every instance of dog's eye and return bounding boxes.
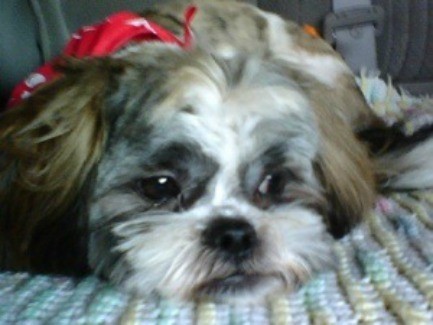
[254,170,293,208]
[257,172,287,198]
[137,176,180,202]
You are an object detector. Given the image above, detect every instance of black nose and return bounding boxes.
[202,217,258,260]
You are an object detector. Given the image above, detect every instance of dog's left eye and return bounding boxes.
[254,170,292,207]
[257,171,287,198]
[136,176,181,202]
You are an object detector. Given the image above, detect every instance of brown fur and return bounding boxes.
[313,101,376,237]
[303,74,379,232]
[0,59,124,273]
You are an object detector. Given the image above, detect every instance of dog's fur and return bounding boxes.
[1,0,432,302]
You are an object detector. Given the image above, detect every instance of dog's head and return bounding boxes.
[0,43,375,301]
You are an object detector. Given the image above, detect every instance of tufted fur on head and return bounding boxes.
[1,0,432,302]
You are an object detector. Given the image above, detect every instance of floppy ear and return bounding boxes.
[315,118,376,238]
[312,106,377,238]
[306,79,377,239]
[0,58,126,274]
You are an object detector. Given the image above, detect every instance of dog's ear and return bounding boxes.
[314,115,376,238]
[306,79,377,239]
[0,58,126,274]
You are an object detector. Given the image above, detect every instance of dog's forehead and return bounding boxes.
[101,50,319,193]
[142,54,317,163]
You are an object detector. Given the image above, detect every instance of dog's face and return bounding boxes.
[88,46,334,301]
[0,27,376,302]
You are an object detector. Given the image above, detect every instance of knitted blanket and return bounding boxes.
[1,77,433,324]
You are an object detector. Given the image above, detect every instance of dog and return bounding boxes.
[1,0,432,302]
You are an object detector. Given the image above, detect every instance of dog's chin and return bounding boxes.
[194,272,286,303]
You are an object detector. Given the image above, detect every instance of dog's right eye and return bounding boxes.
[136,176,181,202]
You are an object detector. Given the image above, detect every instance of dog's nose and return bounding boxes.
[202,217,258,260]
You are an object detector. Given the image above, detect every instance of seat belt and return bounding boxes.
[324,0,384,74]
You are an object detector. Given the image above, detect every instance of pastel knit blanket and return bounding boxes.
[1,76,433,324]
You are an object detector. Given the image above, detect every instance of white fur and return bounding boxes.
[97,58,330,302]
[114,202,334,301]
[289,54,350,87]
[260,12,350,87]
[379,138,433,189]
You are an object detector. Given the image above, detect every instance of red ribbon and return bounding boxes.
[7,6,197,108]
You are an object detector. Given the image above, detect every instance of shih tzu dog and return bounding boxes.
[1,0,432,302]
